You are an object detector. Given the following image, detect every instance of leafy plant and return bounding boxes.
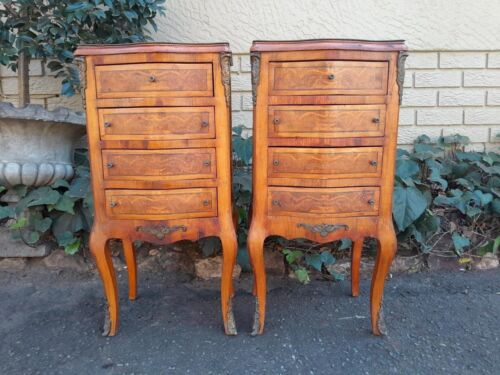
[0,0,166,105]
[0,149,93,254]
[394,134,499,256]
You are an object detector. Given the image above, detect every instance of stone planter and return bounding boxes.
[0,102,86,202]
[0,102,86,257]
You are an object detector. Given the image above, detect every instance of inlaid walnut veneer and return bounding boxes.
[248,39,408,335]
[75,43,238,336]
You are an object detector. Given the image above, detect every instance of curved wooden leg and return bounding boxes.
[122,239,137,301]
[370,225,397,336]
[351,238,364,297]
[90,231,118,336]
[247,228,266,335]
[220,231,238,335]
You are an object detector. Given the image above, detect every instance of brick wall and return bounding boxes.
[2,51,500,148]
[0,60,83,112]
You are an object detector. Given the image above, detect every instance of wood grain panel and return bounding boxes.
[98,107,215,140]
[268,105,386,138]
[102,149,216,181]
[267,187,380,217]
[269,61,388,96]
[95,63,213,98]
[268,147,383,180]
[105,188,217,220]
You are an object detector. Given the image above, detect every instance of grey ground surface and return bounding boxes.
[0,266,499,375]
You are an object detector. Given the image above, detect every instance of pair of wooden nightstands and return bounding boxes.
[76,39,407,337]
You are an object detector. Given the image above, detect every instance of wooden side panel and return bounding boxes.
[105,188,217,220]
[269,61,388,96]
[268,105,386,138]
[268,187,380,217]
[102,148,216,181]
[95,63,213,98]
[98,107,215,140]
[268,147,383,180]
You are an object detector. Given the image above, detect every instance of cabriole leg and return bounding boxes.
[90,231,119,336]
[247,228,267,335]
[220,232,238,335]
[370,225,397,335]
[122,239,137,301]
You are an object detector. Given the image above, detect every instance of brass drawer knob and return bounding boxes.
[327,74,335,80]
[110,201,118,208]
[149,75,156,82]
[272,199,281,206]
[369,160,378,166]
[104,122,112,128]
[203,160,211,167]
[273,160,279,166]
[106,162,114,168]
[201,120,209,127]
[203,199,211,206]
[368,199,375,206]
[273,118,280,125]
[372,117,380,124]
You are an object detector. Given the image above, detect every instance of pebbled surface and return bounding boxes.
[154,0,500,52]
[0,268,499,374]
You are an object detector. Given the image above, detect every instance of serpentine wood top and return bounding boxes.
[75,42,230,56]
[251,39,407,52]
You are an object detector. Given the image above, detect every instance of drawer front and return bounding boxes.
[268,105,386,138]
[269,61,388,96]
[98,107,215,140]
[105,188,217,220]
[268,187,379,217]
[95,63,213,98]
[102,149,216,181]
[268,147,383,180]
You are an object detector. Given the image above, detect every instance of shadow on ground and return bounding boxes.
[0,267,499,375]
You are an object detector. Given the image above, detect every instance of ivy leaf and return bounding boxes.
[477,237,500,256]
[64,238,81,255]
[9,217,28,230]
[294,267,310,284]
[396,159,420,180]
[320,251,335,265]
[305,254,323,271]
[393,186,428,231]
[0,206,15,220]
[50,192,76,214]
[283,249,303,265]
[452,233,470,256]
[51,179,70,189]
[24,230,40,245]
[33,217,52,233]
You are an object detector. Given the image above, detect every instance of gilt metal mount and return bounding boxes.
[220,52,233,107]
[396,51,409,105]
[250,52,261,106]
[297,223,349,237]
[136,224,187,240]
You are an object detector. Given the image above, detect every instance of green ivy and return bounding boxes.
[0,0,166,96]
[1,133,498,273]
[0,149,93,254]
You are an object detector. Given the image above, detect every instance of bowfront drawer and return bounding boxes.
[268,147,383,180]
[98,107,215,140]
[268,105,385,138]
[95,63,213,98]
[269,61,388,96]
[105,188,217,220]
[268,187,379,217]
[102,149,216,181]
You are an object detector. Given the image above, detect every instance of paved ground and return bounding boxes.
[0,266,499,375]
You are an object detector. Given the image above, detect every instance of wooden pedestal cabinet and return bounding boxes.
[75,43,238,336]
[248,39,408,335]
